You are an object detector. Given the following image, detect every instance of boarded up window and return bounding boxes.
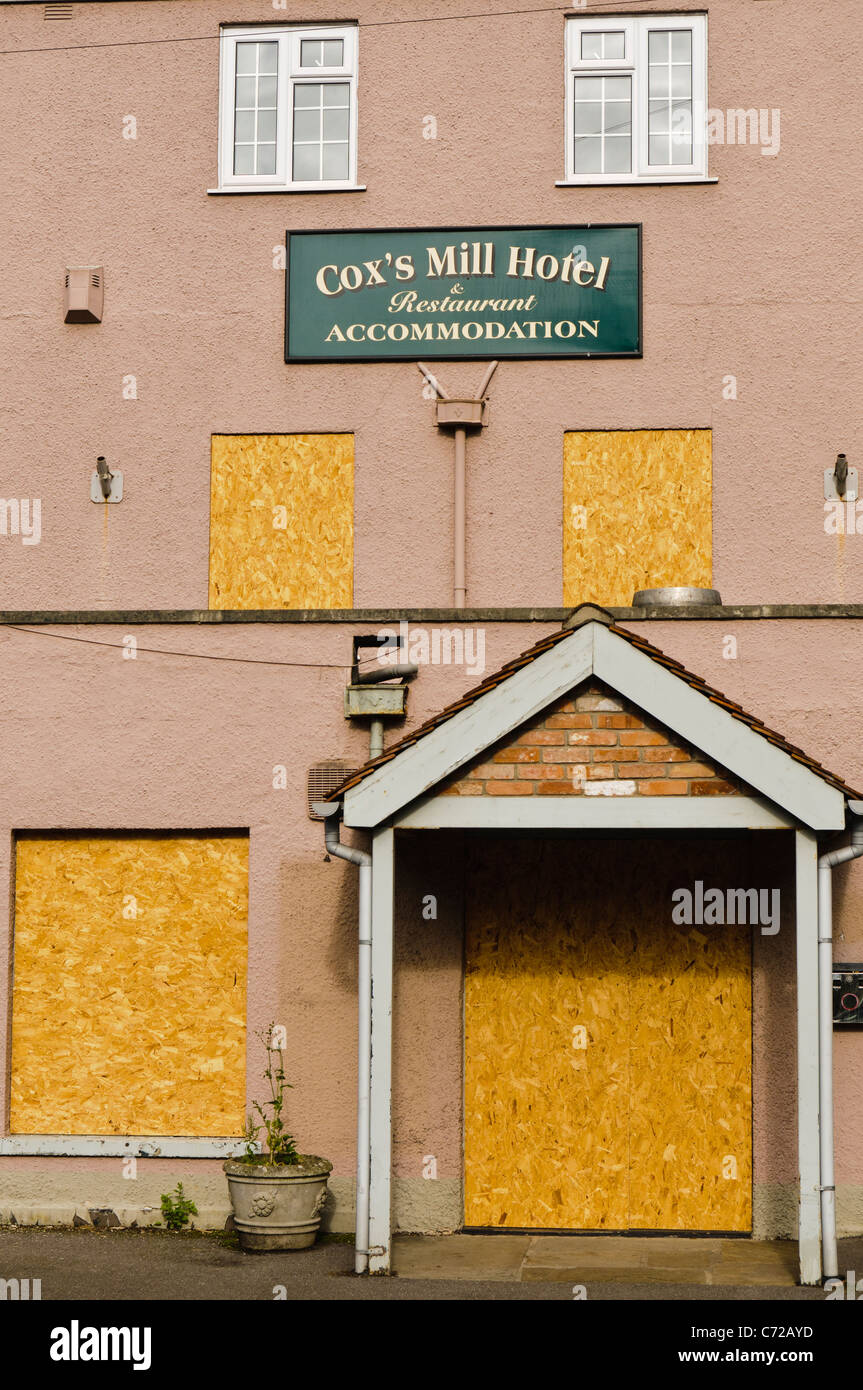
[563,429,712,608]
[209,433,354,609]
[10,834,249,1136]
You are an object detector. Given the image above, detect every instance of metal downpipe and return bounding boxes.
[318,807,372,1275]
[454,426,466,608]
[818,814,863,1281]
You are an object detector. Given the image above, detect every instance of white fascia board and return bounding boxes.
[397,794,792,832]
[593,625,845,831]
[343,626,594,827]
[0,1136,249,1158]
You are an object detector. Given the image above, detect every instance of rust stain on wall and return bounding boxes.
[563,429,712,607]
[209,433,354,609]
[10,834,249,1136]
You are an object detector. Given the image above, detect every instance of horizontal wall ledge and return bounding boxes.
[3,605,863,625]
[0,1136,248,1158]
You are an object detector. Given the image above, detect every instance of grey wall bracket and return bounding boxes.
[825,457,857,502]
[91,465,123,503]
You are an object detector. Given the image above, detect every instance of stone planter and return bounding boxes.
[223,1155,333,1252]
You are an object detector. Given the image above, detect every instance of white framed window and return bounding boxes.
[217,24,359,192]
[563,14,708,184]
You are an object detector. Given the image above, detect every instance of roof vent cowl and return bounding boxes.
[632,586,722,608]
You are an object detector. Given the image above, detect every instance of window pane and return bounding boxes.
[581,33,602,60]
[649,66,669,98]
[323,106,350,141]
[649,135,669,165]
[300,40,323,67]
[301,38,345,67]
[671,30,692,62]
[671,103,693,163]
[647,27,692,165]
[605,101,630,137]
[574,136,602,173]
[322,143,349,180]
[258,42,278,74]
[257,109,277,143]
[257,143,277,175]
[574,101,602,136]
[580,30,625,60]
[293,107,320,142]
[323,82,350,107]
[257,75,277,107]
[234,109,255,142]
[235,76,256,108]
[236,43,257,75]
[233,144,254,176]
[648,30,669,62]
[648,100,668,134]
[293,144,320,180]
[575,75,602,100]
[671,65,691,98]
[574,74,631,174]
[604,137,630,173]
[233,42,281,179]
[294,84,319,108]
[604,76,630,101]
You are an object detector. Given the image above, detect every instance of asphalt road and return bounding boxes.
[2,1227,861,1301]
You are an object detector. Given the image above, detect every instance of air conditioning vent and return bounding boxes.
[307,762,358,819]
[44,4,74,18]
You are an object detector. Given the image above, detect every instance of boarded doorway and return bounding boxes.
[463,838,752,1232]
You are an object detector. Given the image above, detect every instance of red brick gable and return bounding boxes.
[441,681,741,798]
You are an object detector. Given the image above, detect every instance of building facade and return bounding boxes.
[0,0,861,1282]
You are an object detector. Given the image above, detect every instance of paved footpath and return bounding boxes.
[2,1228,862,1301]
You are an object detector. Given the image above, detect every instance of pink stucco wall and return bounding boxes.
[0,0,860,609]
[1,0,862,1235]
[0,617,861,1223]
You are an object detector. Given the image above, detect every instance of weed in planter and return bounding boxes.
[160,1183,198,1232]
[241,1023,300,1167]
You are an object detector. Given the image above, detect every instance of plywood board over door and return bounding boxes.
[463,838,752,1232]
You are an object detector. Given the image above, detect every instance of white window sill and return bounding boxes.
[208,184,367,195]
[0,1135,249,1158]
[556,177,718,187]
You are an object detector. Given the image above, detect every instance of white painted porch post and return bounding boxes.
[795,827,822,1285]
[368,826,395,1273]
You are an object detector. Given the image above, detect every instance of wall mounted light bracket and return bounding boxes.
[90,456,123,503]
[824,453,857,502]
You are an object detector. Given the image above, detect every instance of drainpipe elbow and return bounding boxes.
[314,801,371,868]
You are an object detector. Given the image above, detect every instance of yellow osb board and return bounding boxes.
[563,429,712,608]
[10,835,249,1136]
[209,434,353,609]
[464,840,751,1232]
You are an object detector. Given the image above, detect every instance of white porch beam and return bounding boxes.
[368,826,395,1274]
[397,794,792,832]
[795,827,822,1285]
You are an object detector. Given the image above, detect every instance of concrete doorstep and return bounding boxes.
[391,1234,800,1287]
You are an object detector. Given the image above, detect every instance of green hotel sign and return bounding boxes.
[285,225,641,362]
